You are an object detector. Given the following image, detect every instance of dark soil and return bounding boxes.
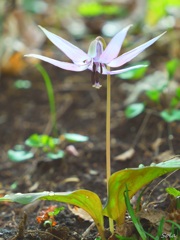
[0,58,180,240]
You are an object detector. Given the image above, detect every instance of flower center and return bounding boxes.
[91,62,103,89]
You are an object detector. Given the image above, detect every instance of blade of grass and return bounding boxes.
[124,185,147,240]
[156,217,165,239]
[166,220,180,230]
[135,186,148,213]
[145,231,156,240]
[36,64,57,135]
[115,234,135,240]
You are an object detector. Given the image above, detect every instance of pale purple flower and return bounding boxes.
[25,25,165,89]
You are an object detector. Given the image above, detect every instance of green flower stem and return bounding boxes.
[36,64,57,135]
[106,71,111,188]
[97,36,114,234]
[106,69,114,234]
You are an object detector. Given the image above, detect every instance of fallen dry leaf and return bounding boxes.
[151,138,164,151]
[1,7,45,75]
[68,205,93,222]
[138,209,174,232]
[61,177,80,184]
[1,52,27,75]
[138,209,166,224]
[154,150,173,163]
[114,148,135,161]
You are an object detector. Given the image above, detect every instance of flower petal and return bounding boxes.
[98,25,132,64]
[108,32,166,68]
[88,40,103,59]
[101,64,148,75]
[25,54,90,72]
[39,26,90,63]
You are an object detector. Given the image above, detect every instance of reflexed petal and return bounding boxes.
[25,54,90,72]
[39,26,90,63]
[98,25,132,64]
[108,32,166,68]
[101,64,148,75]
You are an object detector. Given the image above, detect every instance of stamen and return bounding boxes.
[91,62,102,89]
[91,63,96,85]
[100,64,103,74]
[92,82,102,89]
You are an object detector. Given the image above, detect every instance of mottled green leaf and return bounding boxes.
[103,158,180,225]
[0,190,104,239]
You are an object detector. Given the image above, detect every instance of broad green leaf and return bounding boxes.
[160,109,180,122]
[170,97,179,108]
[0,190,105,239]
[22,0,47,14]
[118,62,149,80]
[14,80,32,89]
[103,158,180,225]
[146,0,180,25]
[25,134,59,148]
[78,2,120,17]
[48,206,65,216]
[175,87,180,99]
[8,149,34,162]
[63,133,88,143]
[46,150,65,159]
[166,59,180,80]
[145,89,161,103]
[125,103,145,119]
[166,187,180,198]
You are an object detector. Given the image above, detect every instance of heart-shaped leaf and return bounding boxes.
[103,158,180,225]
[125,103,145,119]
[160,109,180,122]
[63,133,88,142]
[46,150,65,159]
[8,149,34,162]
[166,58,180,80]
[145,89,161,103]
[0,189,105,239]
[25,134,59,148]
[118,61,149,80]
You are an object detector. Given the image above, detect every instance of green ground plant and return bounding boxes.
[123,59,180,122]
[8,133,88,162]
[1,25,180,239]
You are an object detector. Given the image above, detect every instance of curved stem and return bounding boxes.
[36,64,57,135]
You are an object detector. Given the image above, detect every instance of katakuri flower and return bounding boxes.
[25,25,165,89]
